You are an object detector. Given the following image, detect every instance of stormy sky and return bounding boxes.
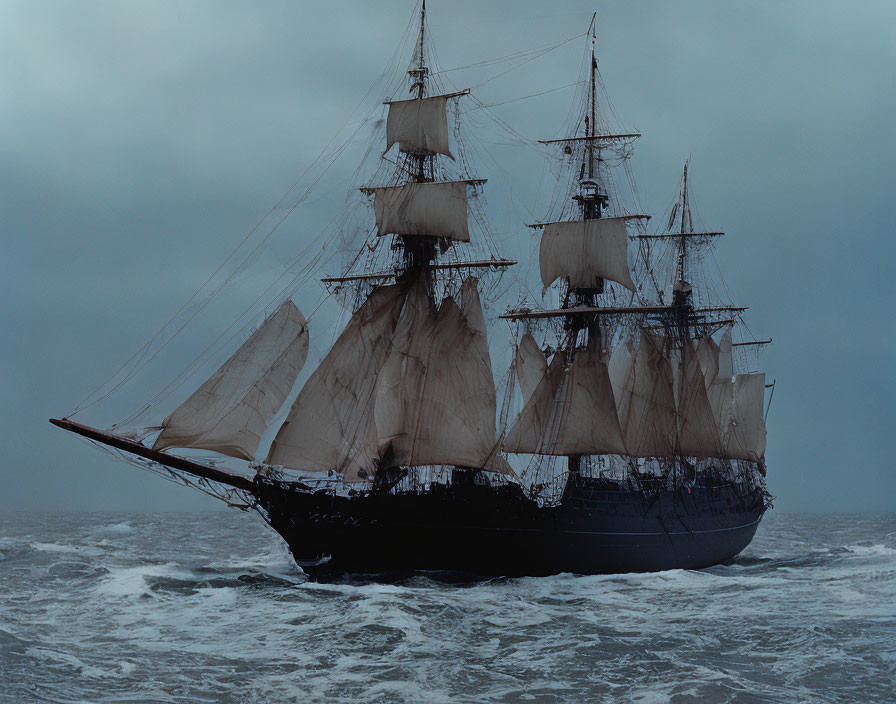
[3,0,894,513]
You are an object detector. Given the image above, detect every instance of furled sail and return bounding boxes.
[504,345,625,456]
[375,277,504,470]
[610,332,676,457]
[154,300,309,461]
[539,217,635,293]
[372,181,470,241]
[515,331,548,404]
[265,284,405,480]
[385,95,452,157]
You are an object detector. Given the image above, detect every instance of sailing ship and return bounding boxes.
[51,5,773,578]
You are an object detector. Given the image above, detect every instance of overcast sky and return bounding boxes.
[3,0,894,513]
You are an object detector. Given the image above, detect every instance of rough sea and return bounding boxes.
[1,510,893,704]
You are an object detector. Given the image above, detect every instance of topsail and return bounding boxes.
[371,181,470,241]
[539,217,635,292]
[385,94,453,157]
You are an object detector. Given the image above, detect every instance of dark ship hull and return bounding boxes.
[256,474,768,579]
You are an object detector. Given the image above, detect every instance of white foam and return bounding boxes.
[96,562,184,599]
[844,543,896,558]
[28,541,104,557]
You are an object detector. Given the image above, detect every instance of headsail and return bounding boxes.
[153,300,309,461]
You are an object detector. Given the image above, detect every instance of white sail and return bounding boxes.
[372,181,470,241]
[727,373,767,461]
[676,346,722,457]
[515,331,548,404]
[504,346,625,456]
[717,326,734,381]
[386,95,452,157]
[154,300,309,461]
[611,332,676,457]
[373,277,437,464]
[696,336,720,387]
[265,284,405,480]
[376,277,505,470]
[539,217,635,293]
[707,373,767,461]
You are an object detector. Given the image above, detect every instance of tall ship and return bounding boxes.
[51,5,773,578]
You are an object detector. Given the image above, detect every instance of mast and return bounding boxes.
[679,160,688,284]
[401,0,436,284]
[567,17,601,481]
[672,160,694,342]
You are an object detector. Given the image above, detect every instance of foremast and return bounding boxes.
[403,0,436,283]
[266,2,516,486]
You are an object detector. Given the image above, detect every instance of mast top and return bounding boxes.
[410,0,428,98]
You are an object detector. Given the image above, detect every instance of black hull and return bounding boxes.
[256,476,768,579]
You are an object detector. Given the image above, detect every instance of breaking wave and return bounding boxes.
[0,511,893,703]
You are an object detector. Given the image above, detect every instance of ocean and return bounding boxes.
[0,510,893,703]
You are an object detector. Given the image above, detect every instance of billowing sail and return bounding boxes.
[373,278,437,463]
[504,346,625,456]
[372,181,469,241]
[375,277,504,470]
[611,331,676,457]
[386,95,452,157]
[265,284,405,480]
[154,300,309,461]
[676,345,722,457]
[539,217,635,292]
[267,277,508,479]
[515,331,548,404]
[706,372,767,462]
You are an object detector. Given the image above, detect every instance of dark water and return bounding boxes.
[1,511,894,703]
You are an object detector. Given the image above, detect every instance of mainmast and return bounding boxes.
[501,21,757,486]
[672,159,694,341]
[678,160,689,283]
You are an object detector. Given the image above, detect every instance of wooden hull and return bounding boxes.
[257,477,767,579]
[48,420,769,579]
